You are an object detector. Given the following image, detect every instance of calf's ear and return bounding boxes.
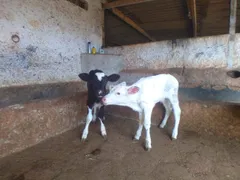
[107,74,120,82]
[127,86,140,94]
[78,73,89,82]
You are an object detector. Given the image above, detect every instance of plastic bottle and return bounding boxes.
[87,42,91,54]
[91,46,96,54]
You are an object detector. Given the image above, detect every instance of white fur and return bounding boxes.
[103,74,181,151]
[81,103,106,140]
[92,103,102,122]
[99,118,107,137]
[95,72,105,81]
[81,107,93,140]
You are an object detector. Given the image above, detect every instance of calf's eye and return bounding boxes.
[116,92,120,95]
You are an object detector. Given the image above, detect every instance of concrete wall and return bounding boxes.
[0,92,87,158]
[105,34,240,69]
[0,0,103,87]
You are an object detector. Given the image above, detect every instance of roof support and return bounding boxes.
[227,0,237,68]
[229,0,237,35]
[110,8,155,41]
[186,0,197,37]
[103,0,154,9]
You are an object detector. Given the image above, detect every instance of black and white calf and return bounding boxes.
[78,69,120,141]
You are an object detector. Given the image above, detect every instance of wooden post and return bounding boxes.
[186,0,197,37]
[228,0,237,68]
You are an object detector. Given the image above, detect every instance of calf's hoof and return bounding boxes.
[81,134,88,142]
[144,141,152,151]
[132,136,139,143]
[144,146,151,152]
[171,133,177,141]
[171,136,177,141]
[81,138,87,142]
[159,123,165,129]
[102,135,108,141]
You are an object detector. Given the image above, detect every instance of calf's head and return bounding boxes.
[102,82,140,106]
[78,69,120,100]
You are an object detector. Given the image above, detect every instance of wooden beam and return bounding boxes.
[227,0,237,68]
[229,0,237,35]
[110,8,155,41]
[103,0,154,9]
[186,0,197,37]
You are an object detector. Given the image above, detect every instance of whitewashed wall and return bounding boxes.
[0,0,103,87]
[105,34,240,70]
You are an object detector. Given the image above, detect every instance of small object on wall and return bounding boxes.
[87,42,91,54]
[11,34,20,43]
[99,46,104,54]
[91,46,96,54]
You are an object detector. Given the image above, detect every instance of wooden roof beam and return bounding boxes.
[103,0,154,9]
[110,8,155,41]
[186,0,197,37]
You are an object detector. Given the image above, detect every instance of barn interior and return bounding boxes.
[0,0,240,180]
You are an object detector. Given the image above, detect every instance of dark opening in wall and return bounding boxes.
[227,70,240,79]
[67,0,88,11]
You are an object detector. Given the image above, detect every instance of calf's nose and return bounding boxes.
[102,97,106,103]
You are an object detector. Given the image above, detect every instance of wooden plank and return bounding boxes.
[140,20,189,31]
[103,0,154,9]
[110,8,155,41]
[198,0,210,18]
[186,0,197,37]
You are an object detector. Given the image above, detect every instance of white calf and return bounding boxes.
[102,74,181,151]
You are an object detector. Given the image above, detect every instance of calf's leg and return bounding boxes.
[98,106,107,139]
[169,89,181,140]
[134,112,143,140]
[143,104,154,151]
[159,99,172,128]
[81,107,93,141]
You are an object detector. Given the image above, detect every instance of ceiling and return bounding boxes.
[104,0,239,47]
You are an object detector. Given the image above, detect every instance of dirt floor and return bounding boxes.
[0,103,240,180]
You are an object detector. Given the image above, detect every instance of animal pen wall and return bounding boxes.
[0,0,240,159]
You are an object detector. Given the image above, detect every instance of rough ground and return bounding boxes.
[0,103,240,180]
